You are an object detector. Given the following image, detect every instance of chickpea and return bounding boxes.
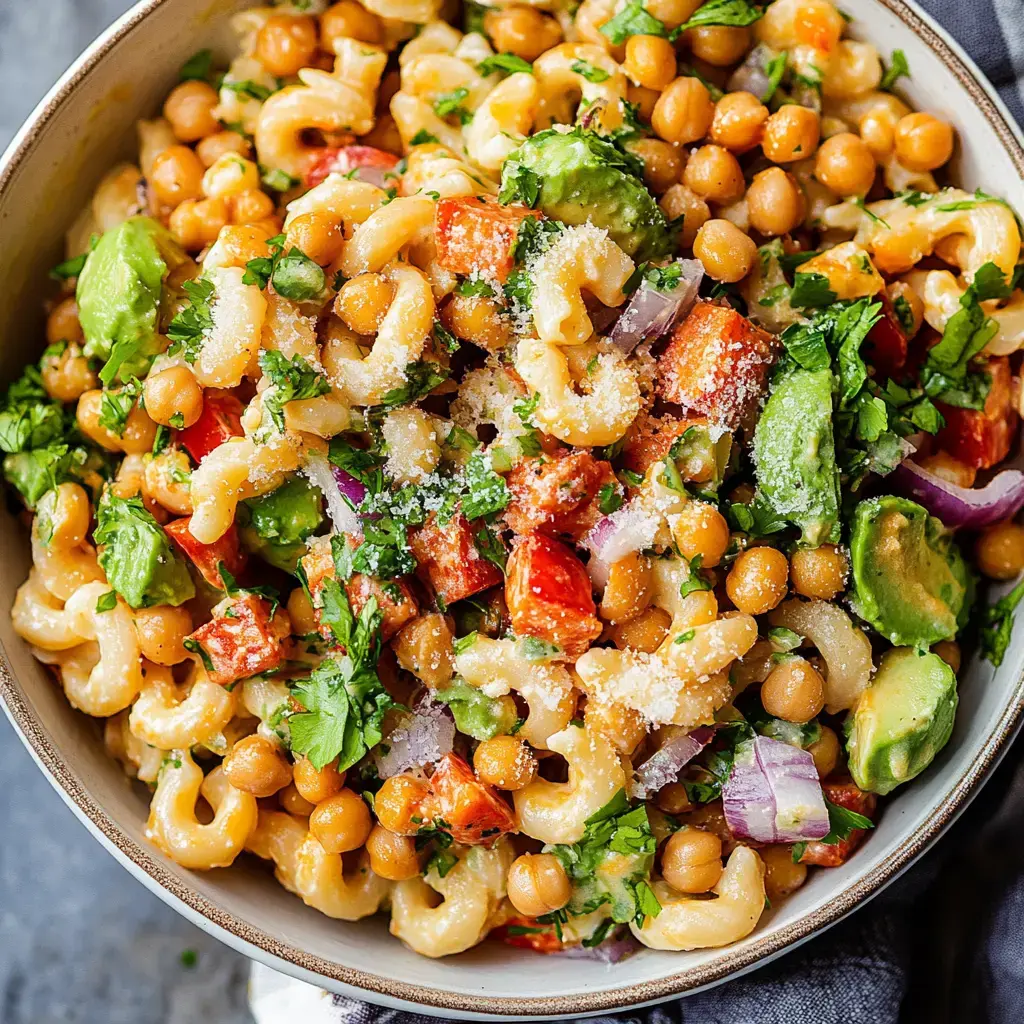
[473,735,538,790]
[231,189,277,225]
[977,521,1024,580]
[279,782,316,817]
[483,5,562,62]
[41,343,96,402]
[655,781,693,815]
[746,167,805,237]
[223,735,293,798]
[894,112,954,172]
[365,824,422,880]
[586,699,648,755]
[710,91,768,153]
[933,640,961,674]
[807,724,840,779]
[440,294,510,351]
[149,145,205,208]
[255,15,319,77]
[321,0,383,46]
[789,543,847,600]
[688,25,750,66]
[916,450,975,489]
[285,211,344,267]
[287,587,318,636]
[762,105,821,163]
[374,774,430,835]
[761,844,807,901]
[628,138,685,195]
[292,756,346,804]
[814,132,876,196]
[163,80,220,143]
[196,130,252,168]
[132,604,192,665]
[392,612,455,689]
[672,501,730,568]
[627,84,661,123]
[143,366,204,429]
[859,110,895,161]
[46,297,83,345]
[683,144,745,203]
[661,828,723,894]
[692,219,757,283]
[599,550,652,624]
[309,788,373,854]
[168,197,230,251]
[335,273,394,335]
[506,853,572,918]
[652,77,715,146]
[761,657,825,723]
[659,184,710,247]
[624,34,677,91]
[609,605,672,652]
[726,546,789,614]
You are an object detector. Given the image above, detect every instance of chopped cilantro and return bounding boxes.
[980,577,1024,668]
[789,272,838,309]
[478,53,534,76]
[879,48,910,91]
[599,0,666,45]
[455,277,496,298]
[678,0,764,31]
[762,50,788,102]
[49,252,88,281]
[257,349,331,433]
[571,59,611,83]
[380,361,450,407]
[179,49,213,81]
[498,162,541,207]
[517,636,562,661]
[166,278,215,363]
[97,377,143,437]
[95,590,118,613]
[598,482,623,515]
[461,450,510,519]
[409,129,440,146]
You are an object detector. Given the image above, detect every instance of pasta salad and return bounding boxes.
[8,0,1024,961]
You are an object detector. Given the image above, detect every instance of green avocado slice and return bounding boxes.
[849,495,970,647]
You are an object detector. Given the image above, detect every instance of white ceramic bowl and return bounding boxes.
[2,1,1024,1018]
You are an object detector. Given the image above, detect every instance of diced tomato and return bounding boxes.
[424,752,516,846]
[187,593,287,685]
[494,917,566,953]
[304,144,401,190]
[936,356,1016,469]
[408,512,503,605]
[177,392,244,463]
[504,450,616,541]
[435,196,541,283]
[164,517,248,589]
[798,779,877,868]
[657,301,776,430]
[864,297,908,381]
[621,412,726,484]
[506,534,601,660]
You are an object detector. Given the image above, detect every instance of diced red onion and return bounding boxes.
[726,43,778,100]
[557,933,639,963]
[631,726,714,800]
[608,260,703,355]
[584,502,662,586]
[374,697,455,778]
[304,451,361,534]
[892,459,1024,530]
[722,735,829,843]
[331,464,367,508]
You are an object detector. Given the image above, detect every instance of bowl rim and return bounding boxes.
[3,0,1024,1017]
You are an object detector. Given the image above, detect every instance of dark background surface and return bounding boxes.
[3,2,1024,1022]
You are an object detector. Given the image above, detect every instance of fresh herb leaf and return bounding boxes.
[599,0,667,45]
[478,53,534,76]
[258,349,331,433]
[166,278,215,363]
[97,377,143,437]
[49,252,88,281]
[790,272,837,309]
[678,0,764,31]
[498,162,541,207]
[95,590,118,613]
[598,482,623,515]
[517,636,562,661]
[455,277,496,298]
[879,48,910,91]
[409,129,440,146]
[820,798,874,844]
[571,59,611,83]
[461,450,510,519]
[180,49,213,81]
[380,361,450,407]
[980,577,1024,668]
[762,50,788,102]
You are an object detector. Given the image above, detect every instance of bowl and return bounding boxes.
[2,0,1024,1018]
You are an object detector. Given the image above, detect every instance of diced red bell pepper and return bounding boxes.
[408,512,503,605]
[494,917,567,953]
[936,356,1016,469]
[304,144,401,190]
[622,412,725,483]
[177,392,244,463]
[424,752,516,846]
[506,534,601,660]
[435,196,541,283]
[187,593,287,685]
[504,450,616,541]
[164,517,248,589]
[864,296,908,381]
[657,301,776,430]
[798,779,877,868]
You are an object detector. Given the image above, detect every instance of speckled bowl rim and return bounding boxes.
[2,0,1024,1017]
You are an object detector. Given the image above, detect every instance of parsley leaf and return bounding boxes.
[328,437,386,494]
[820,798,874,844]
[790,272,838,309]
[678,553,713,598]
[571,59,611,83]
[461,450,510,519]
[455,277,496,298]
[180,49,214,81]
[678,0,764,31]
[498,162,541,207]
[980,577,1024,668]
[258,349,331,433]
[98,377,143,437]
[517,636,563,661]
[879,48,910,91]
[49,252,88,281]
[95,590,118,613]
[166,278,215,363]
[478,53,534,76]
[599,0,667,45]
[409,129,440,146]
[379,361,450,407]
[598,482,623,515]
[762,50,788,102]
[433,87,472,123]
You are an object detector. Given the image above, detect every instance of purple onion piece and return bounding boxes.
[608,260,703,355]
[304,452,361,534]
[331,464,368,508]
[631,726,714,800]
[584,502,663,570]
[726,43,778,100]
[891,459,1024,529]
[722,735,829,843]
[557,933,640,963]
[374,698,455,778]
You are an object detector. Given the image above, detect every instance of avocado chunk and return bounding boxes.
[94,492,195,608]
[77,217,186,385]
[239,476,324,573]
[849,496,970,646]
[846,646,958,795]
[501,127,673,262]
[432,680,519,740]
[752,367,841,546]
